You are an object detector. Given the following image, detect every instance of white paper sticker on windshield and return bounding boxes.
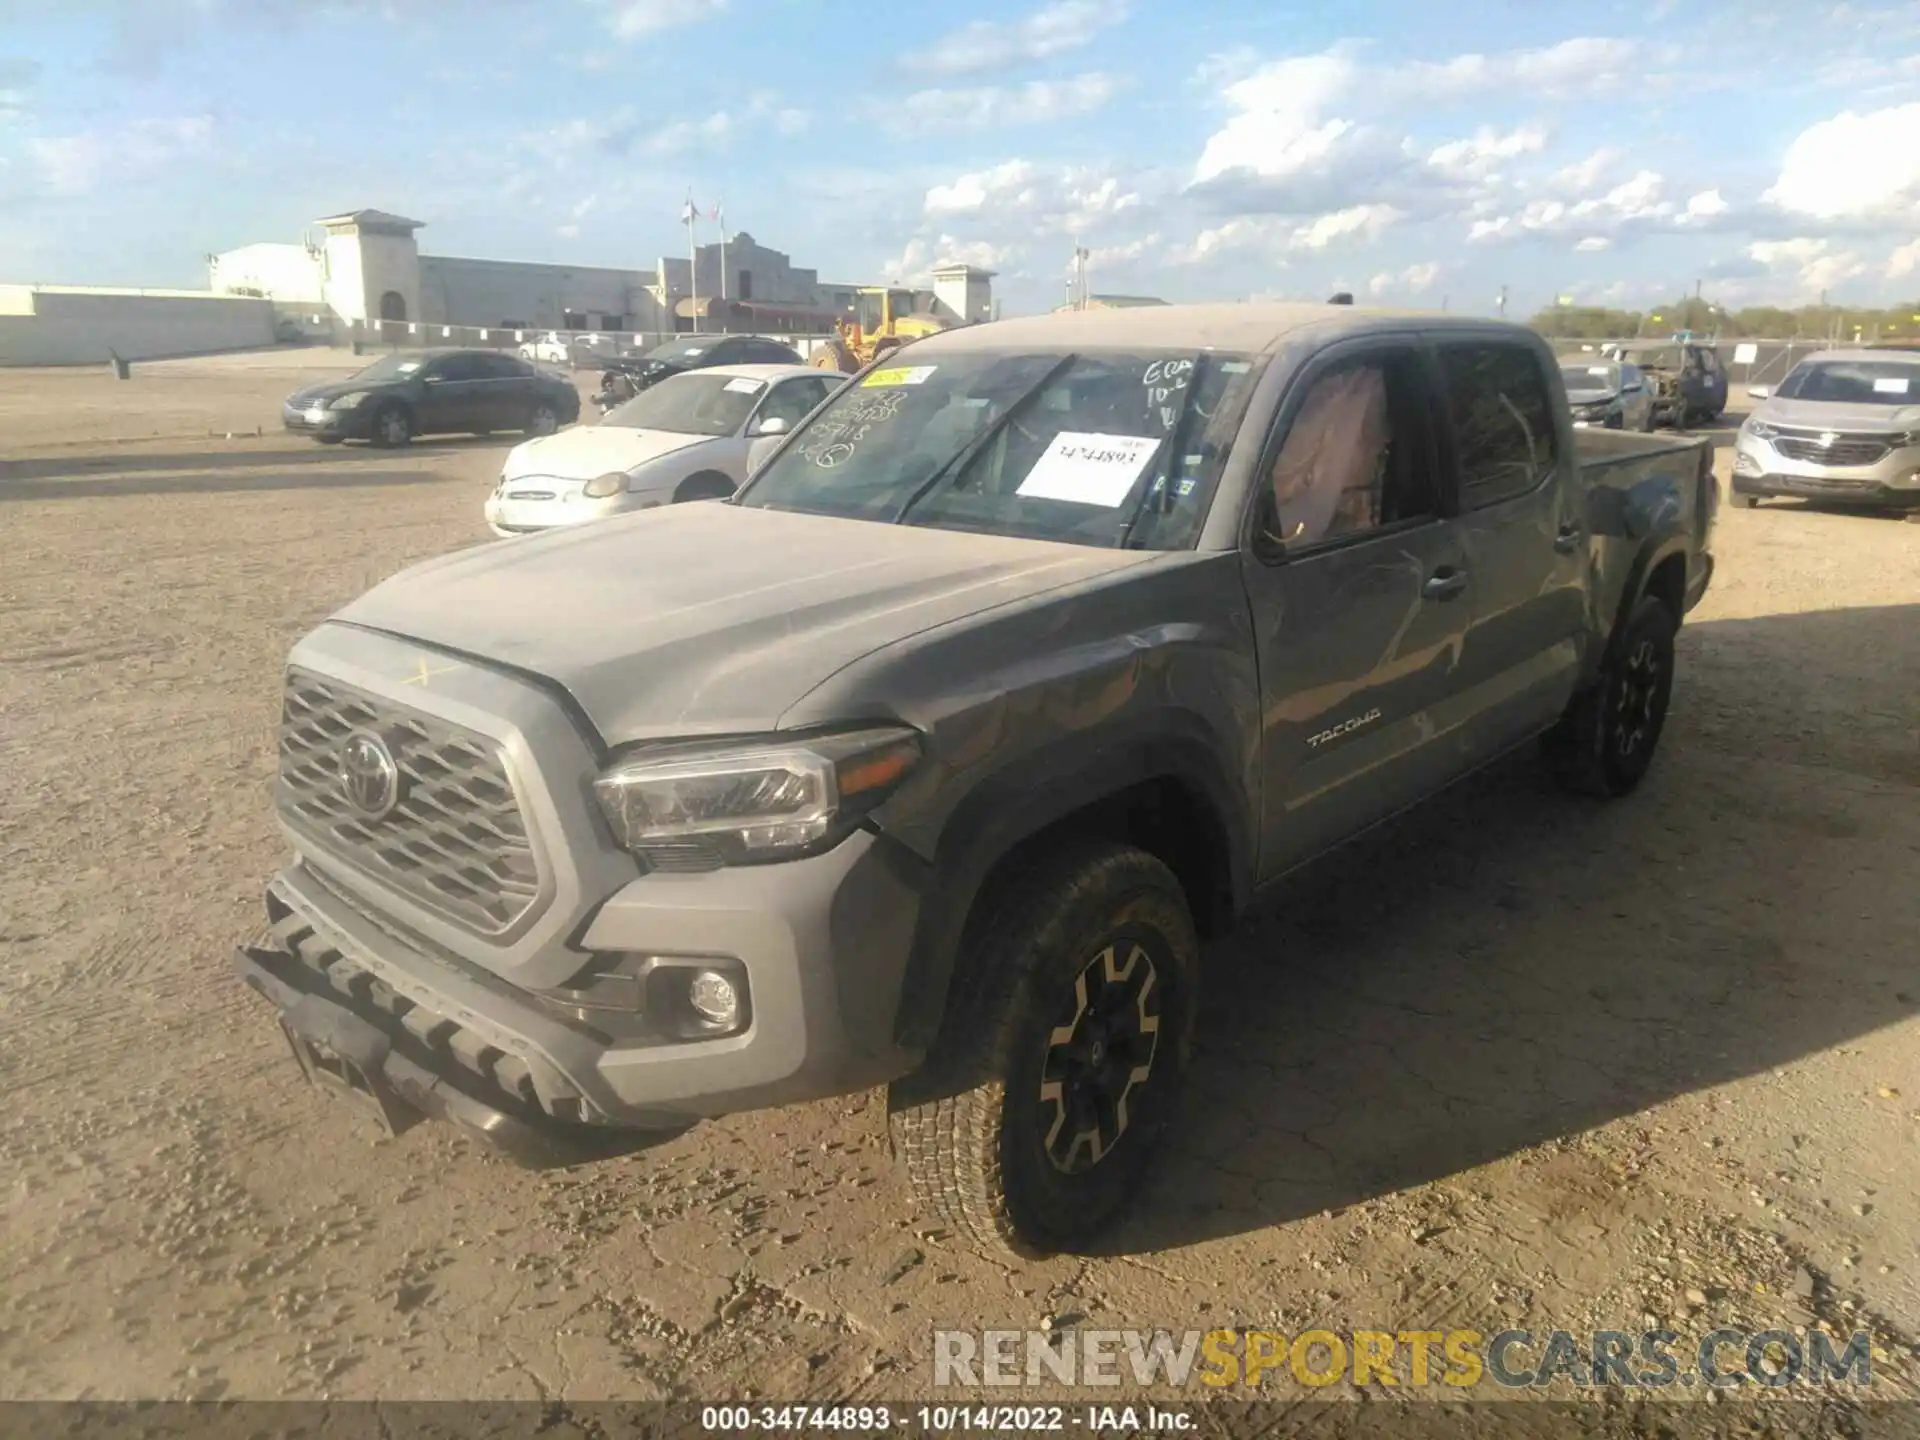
[861,365,937,388]
[1872,376,1911,394]
[1587,367,1612,376]
[1015,432,1162,506]
[723,377,765,393]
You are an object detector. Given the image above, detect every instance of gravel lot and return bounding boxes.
[2,352,1918,1410]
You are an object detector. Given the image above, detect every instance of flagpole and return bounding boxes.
[684,193,700,334]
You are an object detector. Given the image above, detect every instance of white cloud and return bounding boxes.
[1292,203,1403,249]
[924,159,1143,235]
[883,234,1015,283]
[1383,37,1644,103]
[889,73,1119,134]
[1548,147,1621,194]
[1747,237,1870,298]
[1176,203,1402,264]
[1468,168,1685,245]
[608,0,725,40]
[25,115,212,197]
[1765,102,1920,220]
[552,93,808,157]
[1890,237,1920,279]
[1427,125,1549,181]
[1367,261,1442,297]
[902,0,1125,76]
[1575,236,1613,252]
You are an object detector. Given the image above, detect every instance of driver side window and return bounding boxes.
[1258,351,1436,553]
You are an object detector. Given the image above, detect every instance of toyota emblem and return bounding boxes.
[339,730,403,820]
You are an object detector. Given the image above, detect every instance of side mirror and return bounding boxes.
[1747,385,1771,400]
[751,414,790,438]
[747,434,783,475]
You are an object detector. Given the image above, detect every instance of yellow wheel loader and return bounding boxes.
[809,287,953,373]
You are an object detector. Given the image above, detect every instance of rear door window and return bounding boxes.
[1437,344,1559,511]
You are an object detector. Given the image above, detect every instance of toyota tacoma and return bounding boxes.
[234,303,1717,1257]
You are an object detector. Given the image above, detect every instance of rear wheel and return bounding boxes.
[1543,593,1677,797]
[1737,495,1762,509]
[370,404,412,448]
[316,434,344,445]
[887,840,1199,1258]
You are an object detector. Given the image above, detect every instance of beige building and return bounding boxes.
[209,210,995,336]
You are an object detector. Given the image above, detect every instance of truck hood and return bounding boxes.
[1758,397,1920,432]
[501,425,715,480]
[333,504,1154,744]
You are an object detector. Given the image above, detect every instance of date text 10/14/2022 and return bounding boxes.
[699,1404,1195,1432]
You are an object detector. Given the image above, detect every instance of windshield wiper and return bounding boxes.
[1117,353,1207,550]
[890,354,1078,525]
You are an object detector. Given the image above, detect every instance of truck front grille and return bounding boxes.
[1772,432,1891,467]
[277,670,541,936]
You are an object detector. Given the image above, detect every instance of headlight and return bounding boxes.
[593,727,922,865]
[583,471,628,498]
[1743,417,1777,440]
[330,391,369,410]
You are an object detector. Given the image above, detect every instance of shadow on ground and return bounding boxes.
[0,469,458,501]
[0,437,511,482]
[1099,603,1920,1254]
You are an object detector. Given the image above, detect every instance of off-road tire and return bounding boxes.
[887,840,1199,1259]
[809,336,859,374]
[1543,592,1678,797]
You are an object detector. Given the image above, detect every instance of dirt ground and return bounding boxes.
[2,352,1918,1411]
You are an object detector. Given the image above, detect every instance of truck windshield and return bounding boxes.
[734,347,1266,550]
[1775,359,1920,405]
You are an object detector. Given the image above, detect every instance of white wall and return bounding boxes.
[417,255,663,330]
[0,286,277,365]
[209,243,324,303]
[321,227,421,323]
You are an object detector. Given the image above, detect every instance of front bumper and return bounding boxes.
[234,828,928,1163]
[283,403,371,440]
[1732,435,1920,507]
[484,489,662,536]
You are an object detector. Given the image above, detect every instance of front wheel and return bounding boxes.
[370,404,412,448]
[1737,495,1762,509]
[526,403,560,437]
[887,841,1199,1258]
[1543,593,1678,797]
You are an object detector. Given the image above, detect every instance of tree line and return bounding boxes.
[1529,296,1920,341]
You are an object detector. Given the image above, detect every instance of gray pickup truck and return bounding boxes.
[234,303,1717,1258]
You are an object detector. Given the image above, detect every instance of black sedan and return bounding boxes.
[594,334,804,407]
[282,349,581,447]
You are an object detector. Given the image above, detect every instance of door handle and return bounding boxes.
[1554,522,1584,554]
[1422,568,1468,601]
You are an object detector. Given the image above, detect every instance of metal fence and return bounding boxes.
[272,309,839,367]
[1548,336,1874,392]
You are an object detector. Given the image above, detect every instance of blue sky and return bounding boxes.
[3,0,1920,317]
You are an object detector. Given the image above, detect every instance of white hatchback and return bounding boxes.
[484,364,844,537]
